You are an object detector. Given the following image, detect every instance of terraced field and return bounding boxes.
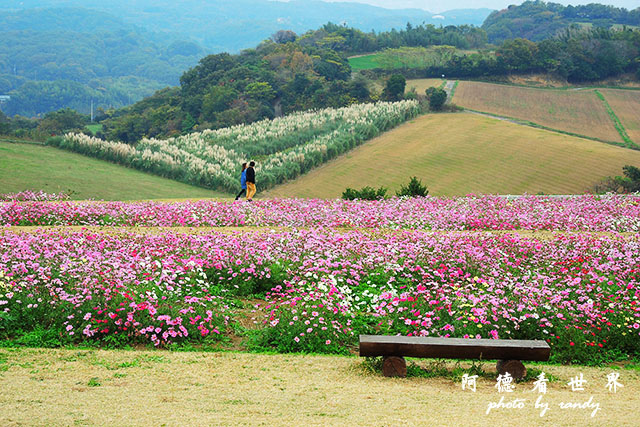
[452,81,623,143]
[266,113,640,198]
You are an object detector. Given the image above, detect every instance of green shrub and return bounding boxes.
[426,87,447,111]
[396,176,429,197]
[342,186,388,200]
[593,164,640,194]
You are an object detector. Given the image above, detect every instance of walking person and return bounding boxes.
[235,163,247,200]
[245,161,257,201]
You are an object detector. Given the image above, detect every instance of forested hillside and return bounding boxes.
[347,26,640,84]
[1,0,492,52]
[483,1,640,43]
[0,8,204,117]
[82,22,640,142]
[101,37,364,142]
[299,22,488,53]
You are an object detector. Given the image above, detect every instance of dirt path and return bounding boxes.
[444,80,456,96]
[466,109,525,126]
[3,226,639,240]
[0,348,637,426]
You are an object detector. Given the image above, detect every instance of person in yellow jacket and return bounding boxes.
[245,161,257,201]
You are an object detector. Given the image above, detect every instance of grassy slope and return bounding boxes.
[348,54,382,70]
[452,81,623,143]
[1,348,638,426]
[0,142,221,200]
[265,113,640,198]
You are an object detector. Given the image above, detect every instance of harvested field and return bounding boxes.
[452,82,622,143]
[406,78,445,94]
[265,113,640,198]
[0,348,638,426]
[599,89,640,144]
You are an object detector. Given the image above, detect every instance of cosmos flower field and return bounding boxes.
[1,193,639,364]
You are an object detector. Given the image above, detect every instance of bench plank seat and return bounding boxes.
[359,335,551,361]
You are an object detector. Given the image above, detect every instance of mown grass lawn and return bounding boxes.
[0,142,222,200]
[348,54,383,70]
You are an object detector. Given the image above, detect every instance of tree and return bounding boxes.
[37,108,87,135]
[271,30,297,44]
[396,176,429,197]
[201,85,239,121]
[0,110,10,135]
[348,75,370,102]
[245,82,276,103]
[497,38,540,72]
[623,164,640,180]
[426,87,447,111]
[383,74,406,101]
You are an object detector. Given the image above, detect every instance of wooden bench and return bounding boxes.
[359,335,551,379]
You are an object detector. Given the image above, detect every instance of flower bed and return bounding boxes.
[2,195,640,231]
[1,228,638,363]
[0,191,70,202]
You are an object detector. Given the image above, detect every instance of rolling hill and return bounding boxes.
[264,113,640,198]
[0,141,218,200]
[0,1,492,52]
[482,1,640,43]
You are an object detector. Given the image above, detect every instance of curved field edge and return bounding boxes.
[265,113,640,198]
[0,142,219,201]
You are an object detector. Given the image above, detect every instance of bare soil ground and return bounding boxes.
[0,347,637,426]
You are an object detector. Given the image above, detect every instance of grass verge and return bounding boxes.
[594,90,636,149]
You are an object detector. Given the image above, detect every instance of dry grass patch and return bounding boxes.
[0,348,638,426]
[599,89,640,144]
[4,227,640,241]
[265,113,640,198]
[452,82,622,142]
[406,79,445,94]
[507,74,569,88]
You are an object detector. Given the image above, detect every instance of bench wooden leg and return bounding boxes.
[496,359,526,380]
[382,356,407,378]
